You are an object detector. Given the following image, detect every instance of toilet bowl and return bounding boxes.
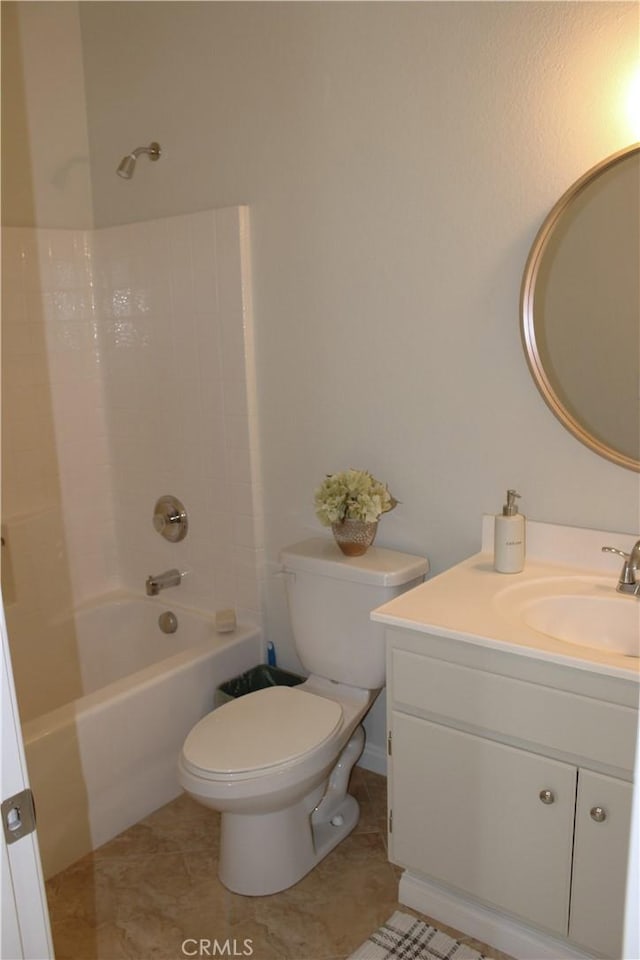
[178,538,428,896]
[178,676,373,895]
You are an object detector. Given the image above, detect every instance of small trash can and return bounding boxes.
[215,663,304,707]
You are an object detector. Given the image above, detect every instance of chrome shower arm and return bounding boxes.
[131,142,161,160]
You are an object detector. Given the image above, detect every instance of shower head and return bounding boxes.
[116,141,161,179]
[116,154,137,179]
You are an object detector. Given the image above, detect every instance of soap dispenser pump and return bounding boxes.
[494,489,525,573]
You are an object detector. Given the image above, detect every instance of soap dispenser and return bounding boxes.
[494,489,525,573]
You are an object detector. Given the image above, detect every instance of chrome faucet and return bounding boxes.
[602,541,640,596]
[145,568,182,596]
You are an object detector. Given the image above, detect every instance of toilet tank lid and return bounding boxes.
[280,538,429,586]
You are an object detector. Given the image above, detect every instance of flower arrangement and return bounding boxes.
[314,469,398,526]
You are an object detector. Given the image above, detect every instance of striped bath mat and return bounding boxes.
[348,911,492,960]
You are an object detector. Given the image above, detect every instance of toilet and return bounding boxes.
[178,537,428,896]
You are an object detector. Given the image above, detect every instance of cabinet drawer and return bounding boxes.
[391,648,637,771]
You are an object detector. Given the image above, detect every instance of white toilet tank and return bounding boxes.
[280,538,428,689]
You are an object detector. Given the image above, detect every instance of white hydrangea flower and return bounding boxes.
[314,469,398,526]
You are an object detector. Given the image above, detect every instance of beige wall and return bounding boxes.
[1,1,93,228]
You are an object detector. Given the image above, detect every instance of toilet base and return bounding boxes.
[218,727,365,896]
[218,791,360,896]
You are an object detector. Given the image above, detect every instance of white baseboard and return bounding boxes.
[399,872,593,960]
[357,741,387,776]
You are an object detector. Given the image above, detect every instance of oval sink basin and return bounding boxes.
[523,594,639,657]
[494,576,640,658]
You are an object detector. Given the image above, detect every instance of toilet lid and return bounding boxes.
[181,686,343,778]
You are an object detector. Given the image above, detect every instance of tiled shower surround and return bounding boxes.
[2,207,263,722]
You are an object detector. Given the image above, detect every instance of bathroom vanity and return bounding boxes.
[373,520,639,960]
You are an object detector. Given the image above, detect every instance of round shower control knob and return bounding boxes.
[153,495,188,542]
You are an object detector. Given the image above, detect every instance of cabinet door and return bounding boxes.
[569,769,633,959]
[390,712,576,935]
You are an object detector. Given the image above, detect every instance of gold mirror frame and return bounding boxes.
[520,143,640,473]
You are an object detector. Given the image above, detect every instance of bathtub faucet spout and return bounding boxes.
[146,569,182,596]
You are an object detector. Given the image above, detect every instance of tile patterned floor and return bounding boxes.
[46,769,513,960]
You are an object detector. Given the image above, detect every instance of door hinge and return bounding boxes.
[389,809,393,833]
[2,788,37,845]
[387,730,392,756]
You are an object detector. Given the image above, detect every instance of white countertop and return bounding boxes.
[372,519,640,681]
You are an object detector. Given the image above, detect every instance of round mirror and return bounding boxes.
[521,144,640,472]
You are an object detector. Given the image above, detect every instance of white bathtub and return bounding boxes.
[22,593,261,879]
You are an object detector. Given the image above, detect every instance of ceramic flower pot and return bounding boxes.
[331,519,378,556]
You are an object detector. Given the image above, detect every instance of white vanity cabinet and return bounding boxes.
[385,628,638,960]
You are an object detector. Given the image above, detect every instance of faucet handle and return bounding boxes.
[602,546,630,560]
[602,546,635,585]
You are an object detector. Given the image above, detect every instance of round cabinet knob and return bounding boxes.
[539,789,555,805]
[590,806,607,823]
[153,495,188,542]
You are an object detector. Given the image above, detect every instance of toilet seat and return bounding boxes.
[181,686,343,781]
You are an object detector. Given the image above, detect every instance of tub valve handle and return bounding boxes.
[153,496,188,542]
